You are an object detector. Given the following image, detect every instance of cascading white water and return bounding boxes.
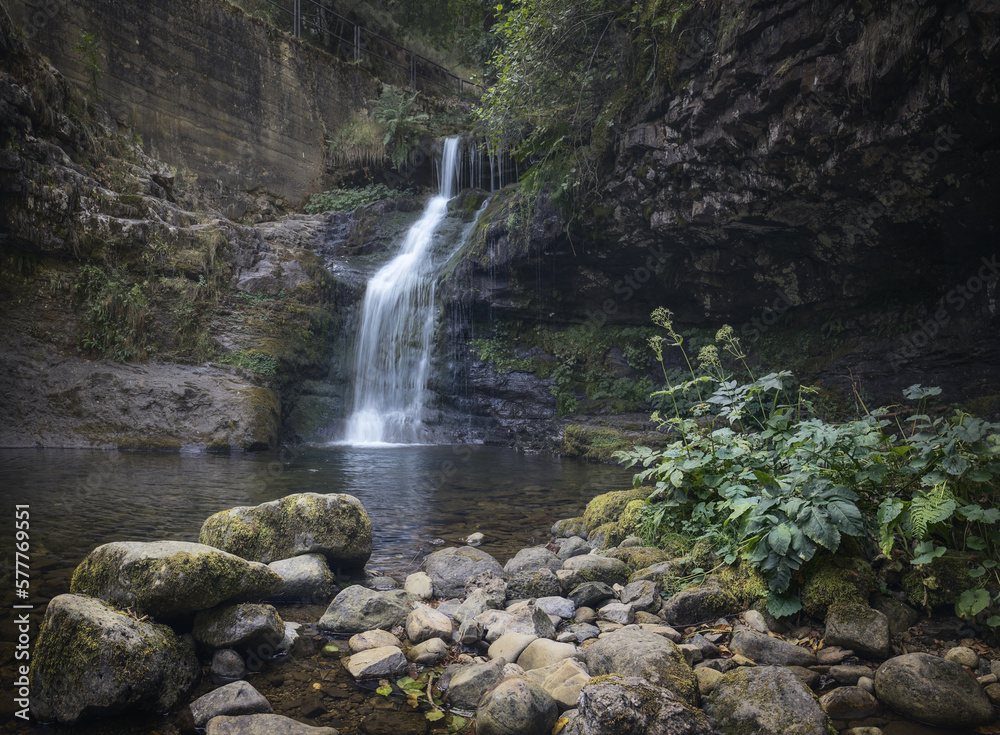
[342,137,463,445]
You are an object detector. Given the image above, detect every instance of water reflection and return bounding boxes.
[0,445,631,602]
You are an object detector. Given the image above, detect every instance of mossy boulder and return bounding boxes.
[716,563,769,608]
[661,581,741,627]
[901,554,972,611]
[617,499,646,537]
[628,560,691,594]
[199,493,372,569]
[506,568,562,600]
[30,594,199,724]
[589,521,624,550]
[706,665,835,735]
[560,555,631,589]
[69,541,283,617]
[800,555,876,618]
[583,488,652,532]
[561,425,634,463]
[552,516,588,538]
[825,602,892,660]
[585,629,698,705]
[606,546,670,570]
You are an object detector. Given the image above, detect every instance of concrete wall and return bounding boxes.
[9,0,379,216]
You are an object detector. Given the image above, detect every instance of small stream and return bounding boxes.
[0,445,631,733]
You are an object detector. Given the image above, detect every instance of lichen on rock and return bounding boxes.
[30,594,199,724]
[69,540,283,617]
[199,492,373,568]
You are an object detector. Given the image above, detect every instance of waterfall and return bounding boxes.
[342,137,463,445]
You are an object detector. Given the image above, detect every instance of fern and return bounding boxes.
[908,483,957,541]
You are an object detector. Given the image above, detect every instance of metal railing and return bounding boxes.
[250,0,482,96]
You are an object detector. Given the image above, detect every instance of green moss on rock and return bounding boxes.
[606,546,670,570]
[902,554,973,612]
[583,487,653,532]
[199,492,373,568]
[30,594,199,724]
[552,516,588,538]
[618,499,646,537]
[800,555,876,618]
[562,425,635,463]
[716,563,769,608]
[69,540,282,617]
[591,521,625,549]
[240,387,280,450]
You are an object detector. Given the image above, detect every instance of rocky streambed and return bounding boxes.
[18,489,1000,735]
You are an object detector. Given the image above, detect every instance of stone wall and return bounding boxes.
[9,0,379,217]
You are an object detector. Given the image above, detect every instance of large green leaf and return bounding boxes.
[827,500,865,536]
[911,540,947,565]
[767,590,802,618]
[877,498,904,527]
[955,588,990,618]
[803,507,840,550]
[768,524,792,556]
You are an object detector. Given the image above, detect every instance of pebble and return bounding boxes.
[816,646,854,664]
[830,664,874,685]
[944,645,979,669]
[742,609,769,633]
[819,686,879,720]
[986,682,1000,706]
[695,666,722,694]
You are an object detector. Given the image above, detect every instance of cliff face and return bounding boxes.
[0,5,369,450]
[605,0,999,317]
[598,0,1000,399]
[8,0,379,218]
[445,0,1000,434]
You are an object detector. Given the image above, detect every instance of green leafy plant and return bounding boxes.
[303,183,413,214]
[371,88,428,170]
[76,265,154,362]
[375,674,470,731]
[219,350,278,376]
[617,309,1000,620]
[72,30,103,101]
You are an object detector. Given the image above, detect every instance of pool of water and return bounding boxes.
[0,444,631,733]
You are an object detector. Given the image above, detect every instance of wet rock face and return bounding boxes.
[0,333,282,451]
[604,1,1000,316]
[434,0,1000,429]
[7,0,381,216]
